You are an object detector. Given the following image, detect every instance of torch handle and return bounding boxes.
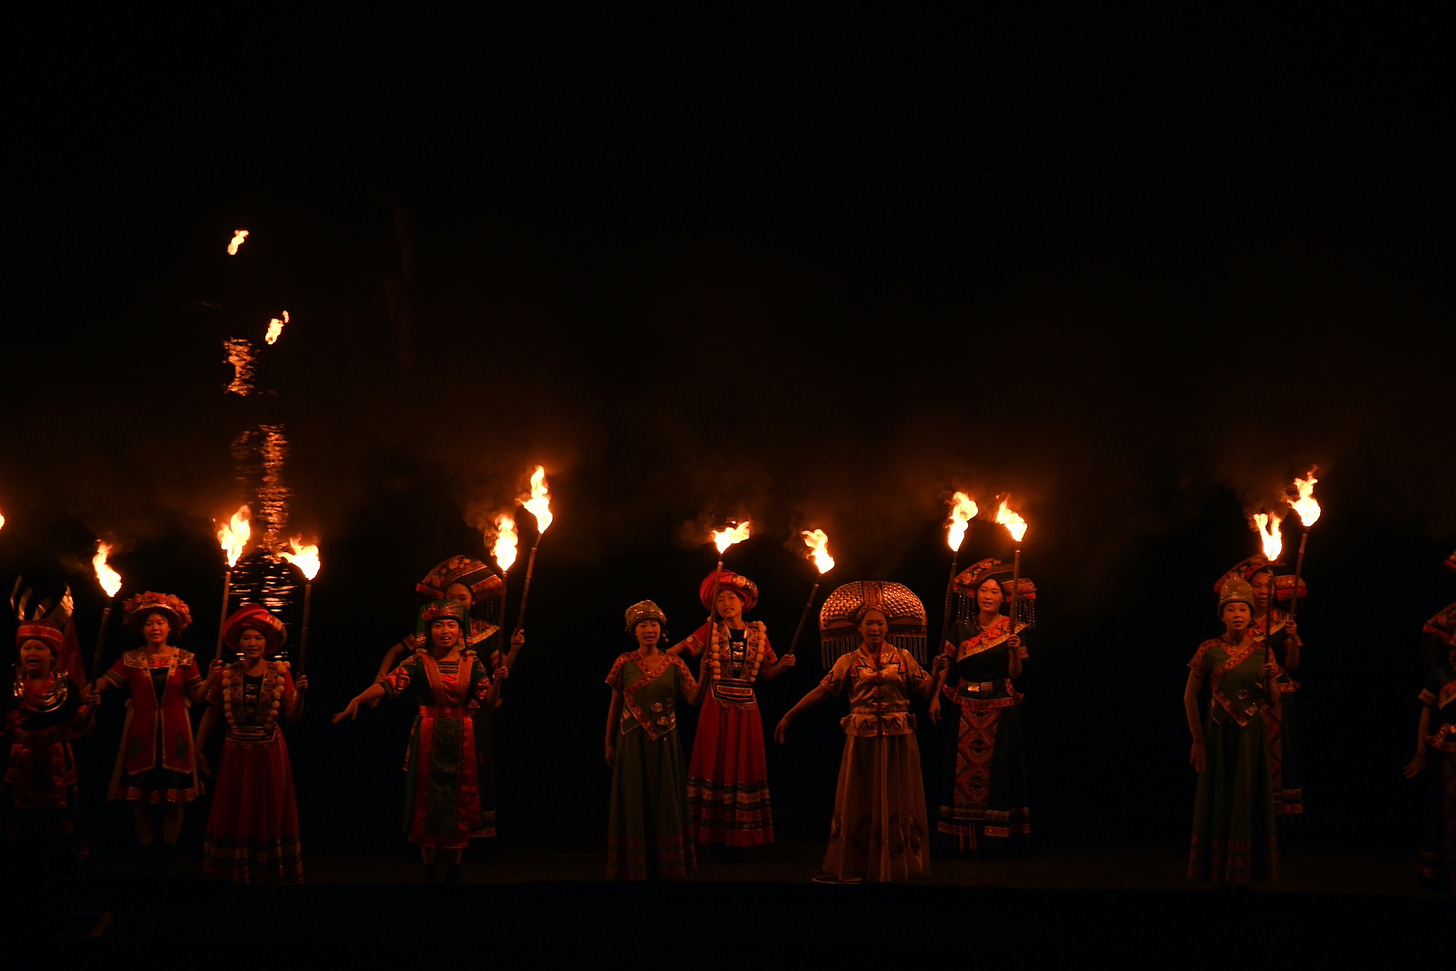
[1288,531,1308,621]
[1007,548,1021,634]
[91,603,114,684]
[214,570,233,662]
[298,580,312,676]
[936,554,959,659]
[513,543,540,633]
[786,582,819,657]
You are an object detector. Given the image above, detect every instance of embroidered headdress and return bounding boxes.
[122,592,192,636]
[416,555,506,633]
[951,557,1037,630]
[1424,603,1456,648]
[624,600,668,633]
[222,604,287,653]
[818,580,926,667]
[1218,577,1256,616]
[699,569,758,612]
[1213,555,1307,602]
[417,599,471,636]
[15,621,66,656]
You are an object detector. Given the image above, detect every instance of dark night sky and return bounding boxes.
[3,8,1452,850]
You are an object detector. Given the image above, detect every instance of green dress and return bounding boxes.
[605,651,698,879]
[1187,636,1278,885]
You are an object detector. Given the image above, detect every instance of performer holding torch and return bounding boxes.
[666,522,792,850]
[1405,602,1456,891]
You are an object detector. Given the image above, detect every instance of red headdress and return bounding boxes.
[122,592,192,636]
[1213,555,1307,602]
[15,621,66,656]
[416,555,505,603]
[222,604,287,653]
[699,569,758,612]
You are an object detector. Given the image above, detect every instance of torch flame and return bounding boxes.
[520,466,553,534]
[228,229,249,255]
[216,505,252,568]
[264,311,287,345]
[994,499,1028,544]
[711,521,752,554]
[93,542,123,598]
[492,513,518,572]
[946,491,978,552]
[801,529,836,574]
[1252,511,1283,561]
[0,510,5,531]
[280,537,321,580]
[1286,470,1321,527]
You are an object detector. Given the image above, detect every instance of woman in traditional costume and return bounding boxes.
[1215,555,1306,816]
[605,600,701,879]
[776,581,935,883]
[374,555,517,837]
[4,621,94,869]
[336,599,508,882]
[1184,576,1280,886]
[667,569,793,849]
[196,605,305,883]
[1403,602,1456,891]
[94,592,207,866]
[928,557,1034,854]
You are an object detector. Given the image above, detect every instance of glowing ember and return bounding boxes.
[994,499,1028,543]
[492,513,518,572]
[264,311,287,345]
[280,537,321,580]
[1252,511,1283,561]
[93,542,123,598]
[711,521,752,554]
[228,229,249,255]
[801,528,836,574]
[216,505,252,567]
[946,491,978,552]
[520,466,553,534]
[1286,470,1321,527]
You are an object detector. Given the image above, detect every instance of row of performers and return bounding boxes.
[6,553,1454,889]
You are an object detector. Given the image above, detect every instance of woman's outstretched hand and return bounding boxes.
[333,697,363,724]
[774,717,791,744]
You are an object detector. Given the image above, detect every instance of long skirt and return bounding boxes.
[824,734,929,883]
[608,728,695,879]
[937,703,1030,853]
[687,698,773,847]
[402,713,483,849]
[1416,747,1456,887]
[1189,714,1278,884]
[203,732,302,883]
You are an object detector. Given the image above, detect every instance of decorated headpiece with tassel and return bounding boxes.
[818,580,926,667]
[1214,555,1307,602]
[951,557,1037,630]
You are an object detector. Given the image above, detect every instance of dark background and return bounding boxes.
[3,7,1451,861]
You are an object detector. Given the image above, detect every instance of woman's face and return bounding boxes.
[238,628,268,662]
[976,578,1005,614]
[634,619,662,650]
[858,609,889,646]
[715,589,744,620]
[1221,601,1251,635]
[143,612,171,646]
[18,639,54,676]
[445,583,473,607]
[429,618,462,650]
[1249,572,1271,611]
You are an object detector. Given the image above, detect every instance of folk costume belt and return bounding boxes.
[420,705,467,717]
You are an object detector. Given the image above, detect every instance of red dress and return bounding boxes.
[682,621,775,847]
[101,649,204,803]
[202,661,303,882]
